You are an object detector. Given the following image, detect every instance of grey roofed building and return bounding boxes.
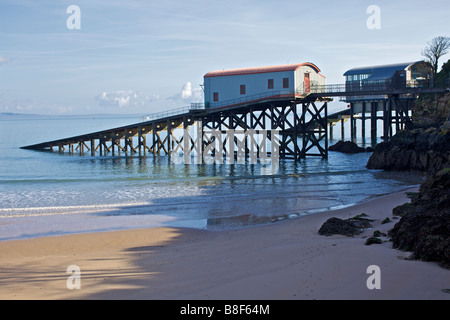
[344,62,419,81]
[342,61,434,102]
[344,60,433,83]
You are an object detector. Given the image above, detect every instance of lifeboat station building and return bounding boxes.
[203,62,326,109]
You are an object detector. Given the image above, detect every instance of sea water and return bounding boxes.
[0,113,423,240]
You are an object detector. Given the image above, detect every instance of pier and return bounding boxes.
[21,96,331,161]
[21,67,449,161]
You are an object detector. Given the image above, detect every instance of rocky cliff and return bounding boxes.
[366,126,449,174]
[366,93,450,175]
[389,168,450,267]
[366,92,450,267]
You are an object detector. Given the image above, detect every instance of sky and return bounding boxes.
[0,0,449,116]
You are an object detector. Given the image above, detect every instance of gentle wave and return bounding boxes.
[0,168,370,185]
[0,202,153,217]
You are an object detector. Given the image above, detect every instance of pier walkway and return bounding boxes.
[21,80,449,161]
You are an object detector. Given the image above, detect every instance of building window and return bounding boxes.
[268,79,274,89]
[348,74,370,82]
[283,78,289,88]
[213,92,219,102]
[240,85,246,95]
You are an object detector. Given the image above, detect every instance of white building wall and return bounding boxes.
[205,70,295,108]
[294,66,326,92]
[204,64,325,109]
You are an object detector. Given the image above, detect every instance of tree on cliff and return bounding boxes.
[435,58,450,86]
[421,36,450,74]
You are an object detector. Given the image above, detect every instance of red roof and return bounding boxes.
[204,62,321,78]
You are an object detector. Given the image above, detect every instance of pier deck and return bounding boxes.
[21,81,449,160]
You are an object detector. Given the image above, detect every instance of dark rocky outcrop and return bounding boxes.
[365,237,382,245]
[412,92,450,129]
[318,214,373,237]
[323,92,450,267]
[366,92,450,175]
[329,140,370,153]
[389,168,450,267]
[366,126,450,174]
[369,93,450,267]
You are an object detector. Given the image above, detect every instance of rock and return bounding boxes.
[412,92,450,128]
[366,123,450,175]
[392,202,418,217]
[373,230,386,237]
[329,140,366,153]
[381,217,392,224]
[365,237,382,245]
[318,217,360,237]
[365,93,450,266]
[414,167,450,209]
[390,210,450,266]
[389,168,450,267]
[318,214,374,237]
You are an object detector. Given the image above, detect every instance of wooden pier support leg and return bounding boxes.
[324,101,328,158]
[152,123,157,156]
[383,99,390,141]
[99,137,103,156]
[91,139,95,156]
[123,129,128,156]
[183,116,191,163]
[292,103,298,161]
[127,130,135,156]
[329,122,333,140]
[196,119,204,163]
[371,102,377,146]
[111,134,116,157]
[143,134,147,156]
[350,103,355,143]
[341,118,345,140]
[361,102,366,143]
[167,121,172,157]
[388,99,392,139]
[138,127,142,156]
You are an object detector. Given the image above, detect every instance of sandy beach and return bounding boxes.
[0,186,449,300]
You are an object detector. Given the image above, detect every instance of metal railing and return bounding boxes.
[140,103,205,122]
[310,80,392,94]
[310,78,449,95]
[140,78,449,123]
[139,89,308,123]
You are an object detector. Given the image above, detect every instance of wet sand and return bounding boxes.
[0,187,449,300]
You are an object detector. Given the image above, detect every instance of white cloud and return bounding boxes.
[0,56,12,65]
[95,90,160,108]
[168,81,203,104]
